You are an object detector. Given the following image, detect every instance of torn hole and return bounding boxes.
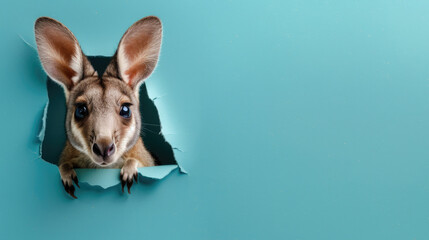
[40,56,181,189]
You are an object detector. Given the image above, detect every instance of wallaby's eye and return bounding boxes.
[75,104,88,120]
[119,104,131,118]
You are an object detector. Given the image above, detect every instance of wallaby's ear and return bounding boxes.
[104,16,162,90]
[35,17,96,91]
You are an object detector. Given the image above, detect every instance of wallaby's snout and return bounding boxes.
[92,138,115,164]
[86,105,124,166]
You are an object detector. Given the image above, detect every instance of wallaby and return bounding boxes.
[34,16,162,198]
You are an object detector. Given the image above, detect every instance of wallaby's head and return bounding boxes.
[35,16,162,166]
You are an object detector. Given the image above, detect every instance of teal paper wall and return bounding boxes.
[1,0,429,239]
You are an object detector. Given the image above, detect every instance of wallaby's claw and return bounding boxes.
[72,175,80,188]
[62,179,77,199]
[120,167,138,194]
[60,167,79,199]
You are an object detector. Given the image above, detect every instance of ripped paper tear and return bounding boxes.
[38,100,49,153]
[76,165,178,189]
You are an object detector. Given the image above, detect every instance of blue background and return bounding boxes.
[1,0,429,239]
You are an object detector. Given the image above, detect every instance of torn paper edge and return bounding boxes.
[22,34,187,189]
[76,165,178,189]
[144,80,188,174]
[37,99,49,156]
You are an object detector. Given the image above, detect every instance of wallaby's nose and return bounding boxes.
[92,140,115,159]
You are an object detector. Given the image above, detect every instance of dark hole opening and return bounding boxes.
[41,56,177,166]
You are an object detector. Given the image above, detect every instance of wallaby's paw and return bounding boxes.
[60,169,79,199]
[120,164,138,194]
